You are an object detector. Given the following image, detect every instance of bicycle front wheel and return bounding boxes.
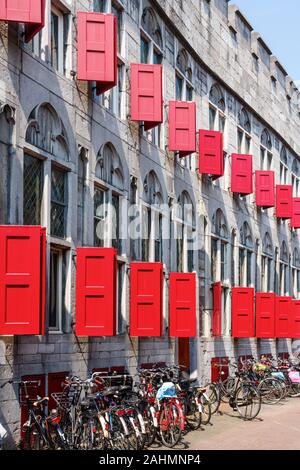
[235,384,261,421]
[159,400,183,448]
[258,377,284,405]
[204,383,220,414]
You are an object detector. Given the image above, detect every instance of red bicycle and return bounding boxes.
[158,396,185,448]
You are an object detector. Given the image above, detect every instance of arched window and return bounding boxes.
[237,108,251,154]
[141,7,162,49]
[279,241,289,295]
[260,128,273,170]
[280,146,288,184]
[141,171,164,263]
[292,247,300,299]
[94,143,124,252]
[176,190,196,272]
[175,48,193,101]
[209,84,226,133]
[211,209,229,283]
[292,158,300,197]
[0,104,15,224]
[261,233,273,291]
[239,222,253,286]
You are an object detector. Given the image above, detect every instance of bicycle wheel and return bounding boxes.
[24,423,50,450]
[143,407,157,448]
[235,384,261,421]
[184,394,202,430]
[288,381,300,398]
[109,413,129,450]
[258,377,284,404]
[204,383,220,414]
[159,400,182,448]
[199,394,212,425]
[220,377,236,403]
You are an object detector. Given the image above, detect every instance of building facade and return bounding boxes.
[0,0,300,446]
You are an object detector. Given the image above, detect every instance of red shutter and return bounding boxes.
[231,287,254,338]
[255,171,275,208]
[48,371,68,410]
[211,357,229,383]
[76,248,117,336]
[231,154,253,194]
[168,101,196,156]
[130,64,163,131]
[212,282,222,337]
[77,12,117,95]
[256,292,275,338]
[198,130,223,178]
[291,198,300,228]
[292,300,300,339]
[169,273,196,337]
[275,296,291,338]
[0,226,45,335]
[130,262,163,337]
[0,0,45,43]
[276,185,292,219]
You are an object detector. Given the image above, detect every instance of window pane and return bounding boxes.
[155,213,162,262]
[175,75,183,100]
[49,251,59,329]
[247,251,252,285]
[94,187,105,247]
[245,136,251,154]
[267,258,272,291]
[239,248,245,286]
[142,207,151,261]
[23,155,43,225]
[51,168,66,238]
[51,12,59,70]
[112,194,121,253]
[177,224,184,272]
[94,0,106,12]
[219,114,225,133]
[186,85,193,101]
[112,4,122,54]
[153,49,162,65]
[237,129,243,153]
[211,238,218,282]
[140,37,149,64]
[221,242,227,282]
[117,263,125,334]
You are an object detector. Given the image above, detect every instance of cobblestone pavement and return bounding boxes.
[163,399,300,450]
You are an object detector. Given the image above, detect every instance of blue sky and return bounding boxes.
[231,0,300,82]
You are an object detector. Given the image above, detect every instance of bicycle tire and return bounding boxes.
[199,394,212,425]
[235,384,261,421]
[204,383,220,414]
[184,394,202,431]
[258,377,284,405]
[159,400,182,448]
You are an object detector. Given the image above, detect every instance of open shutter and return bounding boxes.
[255,171,275,208]
[276,185,292,219]
[76,248,116,336]
[130,262,162,337]
[130,64,163,131]
[77,12,117,95]
[292,300,300,339]
[212,282,222,337]
[169,273,196,337]
[256,292,275,338]
[198,130,223,178]
[0,1,45,43]
[231,287,254,338]
[168,101,196,157]
[291,198,300,228]
[231,154,253,195]
[0,226,45,335]
[275,296,291,338]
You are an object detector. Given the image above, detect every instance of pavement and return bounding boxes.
[162,399,300,450]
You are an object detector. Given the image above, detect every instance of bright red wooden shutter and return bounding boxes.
[168,101,196,156]
[212,282,222,337]
[276,185,292,219]
[255,171,275,208]
[77,12,117,95]
[275,296,291,338]
[0,1,45,43]
[130,64,163,131]
[0,226,45,335]
[292,300,300,339]
[169,273,196,337]
[130,262,163,337]
[231,287,254,337]
[231,154,253,194]
[198,130,223,178]
[76,248,117,336]
[256,292,275,338]
[291,198,300,228]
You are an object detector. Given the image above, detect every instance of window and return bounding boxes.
[23,154,43,225]
[261,233,273,292]
[292,159,300,197]
[237,108,251,154]
[51,167,67,238]
[77,148,88,245]
[94,144,124,254]
[211,209,229,283]
[279,241,289,296]
[49,248,66,331]
[292,248,300,299]
[176,191,196,273]
[280,147,288,185]
[117,262,125,334]
[51,5,70,76]
[140,7,163,147]
[260,129,273,170]
[175,48,193,101]
[239,222,253,287]
[209,84,227,189]
[141,171,164,263]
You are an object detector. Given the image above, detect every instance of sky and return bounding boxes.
[230,0,300,83]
